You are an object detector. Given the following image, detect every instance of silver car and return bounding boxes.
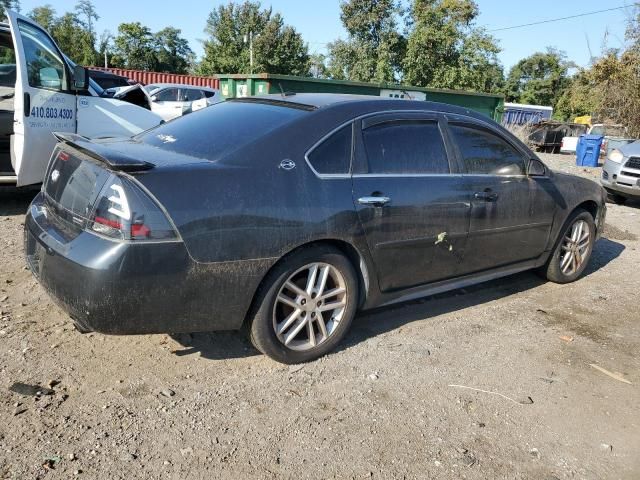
[601,142,640,204]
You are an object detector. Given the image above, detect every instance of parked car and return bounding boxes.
[0,10,163,187]
[561,124,628,156]
[25,94,607,363]
[88,69,132,91]
[143,83,222,120]
[601,142,640,204]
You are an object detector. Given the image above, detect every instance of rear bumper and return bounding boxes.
[25,193,270,334]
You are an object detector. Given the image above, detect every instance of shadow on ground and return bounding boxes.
[170,237,625,361]
[0,189,38,216]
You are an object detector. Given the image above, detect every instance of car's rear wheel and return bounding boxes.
[247,245,358,364]
[541,209,595,283]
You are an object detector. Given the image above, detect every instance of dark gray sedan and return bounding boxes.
[25,94,607,363]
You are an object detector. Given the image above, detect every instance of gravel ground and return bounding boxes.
[1,153,639,479]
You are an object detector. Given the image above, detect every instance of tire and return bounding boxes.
[540,209,595,284]
[247,245,358,364]
[607,192,628,205]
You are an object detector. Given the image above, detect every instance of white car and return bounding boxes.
[144,83,222,121]
[0,10,163,187]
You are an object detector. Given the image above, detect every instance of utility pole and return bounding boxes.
[244,31,255,74]
[104,49,108,69]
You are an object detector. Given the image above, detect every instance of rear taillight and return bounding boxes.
[89,175,178,241]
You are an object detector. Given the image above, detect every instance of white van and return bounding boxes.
[0,10,163,187]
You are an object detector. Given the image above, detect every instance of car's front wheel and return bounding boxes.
[248,245,358,364]
[541,209,595,283]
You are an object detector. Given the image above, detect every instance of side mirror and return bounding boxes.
[73,65,89,90]
[528,158,546,176]
[150,95,157,102]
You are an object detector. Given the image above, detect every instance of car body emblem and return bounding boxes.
[157,134,177,143]
[279,159,296,170]
[50,169,60,183]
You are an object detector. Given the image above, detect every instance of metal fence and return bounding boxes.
[89,67,220,89]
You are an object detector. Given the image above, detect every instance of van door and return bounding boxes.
[7,10,76,186]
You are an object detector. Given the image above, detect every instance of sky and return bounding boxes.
[16,0,635,71]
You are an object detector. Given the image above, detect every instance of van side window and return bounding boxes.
[18,20,67,91]
[307,125,352,175]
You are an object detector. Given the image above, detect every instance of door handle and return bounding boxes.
[474,191,498,202]
[358,196,391,207]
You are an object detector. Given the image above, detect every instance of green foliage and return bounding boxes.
[110,22,157,70]
[0,0,20,21]
[504,48,571,107]
[199,1,309,75]
[403,0,502,92]
[327,0,405,82]
[27,2,99,65]
[154,27,194,74]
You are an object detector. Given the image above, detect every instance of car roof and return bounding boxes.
[146,83,218,91]
[238,93,488,120]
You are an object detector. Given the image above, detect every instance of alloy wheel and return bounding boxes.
[273,262,347,351]
[559,219,591,276]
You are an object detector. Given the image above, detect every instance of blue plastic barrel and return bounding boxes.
[575,134,586,162]
[576,135,604,167]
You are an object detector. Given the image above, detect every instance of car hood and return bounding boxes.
[618,140,640,157]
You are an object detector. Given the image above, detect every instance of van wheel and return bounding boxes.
[247,245,358,364]
[540,209,595,283]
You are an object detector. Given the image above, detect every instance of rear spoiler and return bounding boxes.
[53,132,154,172]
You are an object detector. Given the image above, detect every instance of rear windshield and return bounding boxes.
[136,100,309,161]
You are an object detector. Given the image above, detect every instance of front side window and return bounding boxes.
[155,88,179,102]
[362,120,449,174]
[449,124,526,176]
[307,125,352,175]
[18,20,67,91]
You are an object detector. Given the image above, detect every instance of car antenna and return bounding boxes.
[277,83,296,97]
[401,89,414,100]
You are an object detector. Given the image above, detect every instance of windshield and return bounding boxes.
[136,100,309,161]
[591,125,627,137]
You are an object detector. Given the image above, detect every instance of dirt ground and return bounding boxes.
[1,153,639,480]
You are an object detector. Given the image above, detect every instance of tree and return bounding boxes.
[111,22,157,70]
[327,0,405,83]
[74,0,98,37]
[403,0,503,92]
[154,27,194,74]
[51,12,97,65]
[0,0,19,21]
[309,53,328,78]
[199,1,309,75]
[28,4,56,31]
[504,48,572,107]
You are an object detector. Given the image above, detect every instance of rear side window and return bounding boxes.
[155,88,179,101]
[181,88,203,101]
[307,125,352,175]
[203,90,216,98]
[362,121,449,174]
[138,100,308,161]
[449,124,526,176]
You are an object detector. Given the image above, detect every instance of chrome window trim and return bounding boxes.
[303,109,523,180]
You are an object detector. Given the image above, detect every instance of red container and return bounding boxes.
[89,67,220,89]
